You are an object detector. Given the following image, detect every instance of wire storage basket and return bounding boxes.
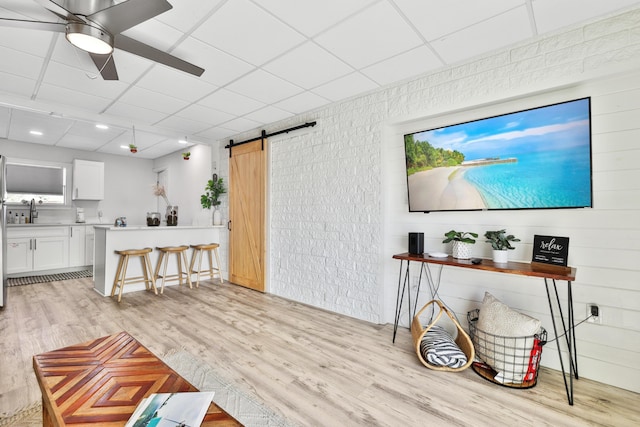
[467,309,547,389]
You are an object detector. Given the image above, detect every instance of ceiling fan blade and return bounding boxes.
[87,0,172,35]
[0,18,65,32]
[33,0,83,23]
[90,53,118,80]
[115,35,204,77]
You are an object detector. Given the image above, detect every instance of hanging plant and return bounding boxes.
[182,151,190,160]
[129,143,137,153]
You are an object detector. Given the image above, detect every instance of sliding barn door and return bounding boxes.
[229,138,267,292]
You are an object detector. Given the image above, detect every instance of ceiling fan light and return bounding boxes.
[66,23,113,55]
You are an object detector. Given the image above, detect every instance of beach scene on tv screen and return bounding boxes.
[404,98,592,212]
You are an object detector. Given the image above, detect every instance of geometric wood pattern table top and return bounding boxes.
[33,331,241,426]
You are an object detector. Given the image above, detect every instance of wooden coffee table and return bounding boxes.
[33,331,241,426]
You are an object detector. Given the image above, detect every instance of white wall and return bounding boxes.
[2,139,156,225]
[220,8,640,393]
[152,143,213,227]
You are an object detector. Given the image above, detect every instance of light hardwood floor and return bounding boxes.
[1,278,638,426]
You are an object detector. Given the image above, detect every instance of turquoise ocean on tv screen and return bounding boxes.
[464,146,592,209]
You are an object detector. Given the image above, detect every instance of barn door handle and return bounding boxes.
[227,220,231,231]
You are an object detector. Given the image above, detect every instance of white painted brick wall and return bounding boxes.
[220,7,640,392]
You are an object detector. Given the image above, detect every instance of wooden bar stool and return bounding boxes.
[111,248,157,303]
[189,243,223,287]
[154,245,192,293]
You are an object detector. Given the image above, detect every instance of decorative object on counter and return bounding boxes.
[484,229,520,263]
[146,212,161,226]
[152,184,171,205]
[166,206,178,226]
[76,207,85,223]
[200,174,226,226]
[182,151,190,160]
[442,230,478,260]
[114,217,127,227]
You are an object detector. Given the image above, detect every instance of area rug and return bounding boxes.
[7,270,93,287]
[162,349,296,427]
[0,350,295,427]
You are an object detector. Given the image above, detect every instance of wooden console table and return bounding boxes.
[33,331,241,426]
[392,252,578,405]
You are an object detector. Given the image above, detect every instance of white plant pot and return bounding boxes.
[213,208,222,226]
[452,241,472,259]
[492,249,509,264]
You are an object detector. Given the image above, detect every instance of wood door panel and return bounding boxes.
[229,139,266,292]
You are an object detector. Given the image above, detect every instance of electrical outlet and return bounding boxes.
[587,304,602,324]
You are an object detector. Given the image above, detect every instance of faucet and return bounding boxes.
[30,198,38,223]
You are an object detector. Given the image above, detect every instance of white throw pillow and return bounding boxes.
[474,292,541,384]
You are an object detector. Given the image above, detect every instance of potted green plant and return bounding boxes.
[484,229,520,263]
[442,230,478,259]
[129,143,137,153]
[182,151,190,160]
[201,176,226,225]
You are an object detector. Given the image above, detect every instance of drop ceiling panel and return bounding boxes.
[252,0,377,37]
[7,110,72,145]
[532,0,640,33]
[155,115,212,135]
[195,126,236,141]
[312,72,378,102]
[175,104,235,127]
[41,60,129,100]
[220,116,261,133]
[0,72,37,98]
[104,101,169,126]
[192,0,306,66]
[0,106,10,137]
[136,66,218,103]
[273,92,331,114]
[0,25,56,57]
[199,88,265,117]
[394,0,523,41]
[177,37,255,87]
[55,133,109,151]
[35,84,112,115]
[431,6,533,64]
[362,45,442,86]
[155,0,225,32]
[315,1,423,69]
[225,69,304,104]
[116,86,189,115]
[244,106,294,125]
[263,42,353,89]
[0,46,45,80]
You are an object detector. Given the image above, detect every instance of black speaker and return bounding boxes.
[408,232,424,254]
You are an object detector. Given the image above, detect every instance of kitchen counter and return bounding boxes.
[7,222,103,227]
[93,225,223,297]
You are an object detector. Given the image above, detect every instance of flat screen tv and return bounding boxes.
[404,97,592,212]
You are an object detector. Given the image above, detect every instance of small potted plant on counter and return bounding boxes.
[484,229,520,263]
[182,151,190,160]
[442,230,478,259]
[201,175,226,225]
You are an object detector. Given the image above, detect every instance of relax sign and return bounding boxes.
[532,235,569,267]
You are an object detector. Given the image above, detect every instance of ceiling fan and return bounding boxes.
[0,0,204,80]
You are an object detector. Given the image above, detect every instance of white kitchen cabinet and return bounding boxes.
[85,226,95,266]
[69,225,87,267]
[6,227,69,274]
[72,159,104,200]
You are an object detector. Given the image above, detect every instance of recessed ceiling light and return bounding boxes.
[120,145,129,149]
[30,130,43,136]
[96,124,109,130]
[178,139,188,144]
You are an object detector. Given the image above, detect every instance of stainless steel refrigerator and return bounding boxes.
[1,155,6,308]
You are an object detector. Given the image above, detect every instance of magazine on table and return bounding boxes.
[125,391,215,427]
